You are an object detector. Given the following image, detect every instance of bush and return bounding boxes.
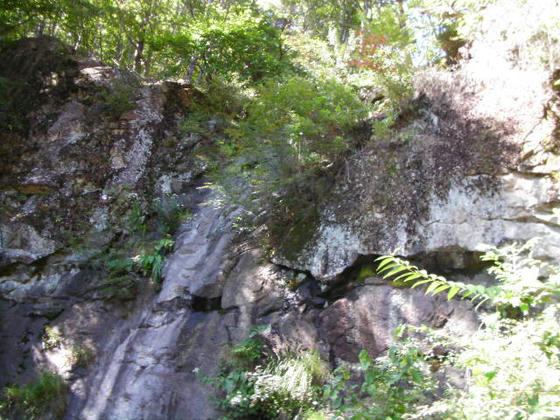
[0,372,67,420]
[229,76,366,179]
[322,340,436,419]
[180,77,248,138]
[70,343,95,369]
[205,329,328,420]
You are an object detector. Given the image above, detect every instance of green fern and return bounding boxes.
[375,255,491,308]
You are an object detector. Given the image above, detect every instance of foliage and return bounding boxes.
[0,372,67,420]
[205,327,328,420]
[376,239,560,316]
[179,77,249,138]
[375,254,493,308]
[102,247,137,298]
[105,236,173,292]
[42,326,62,350]
[230,327,267,366]
[207,326,433,420]
[481,239,560,316]
[101,192,189,297]
[215,75,366,211]
[322,334,436,420]
[415,0,560,71]
[69,343,95,368]
[206,242,560,420]
[439,306,560,420]
[133,237,174,283]
[153,4,287,82]
[351,344,434,418]
[376,240,560,420]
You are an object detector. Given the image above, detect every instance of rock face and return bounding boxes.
[0,36,208,393]
[273,55,560,280]
[70,194,233,420]
[1,36,559,420]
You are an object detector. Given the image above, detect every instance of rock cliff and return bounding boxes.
[1,36,559,419]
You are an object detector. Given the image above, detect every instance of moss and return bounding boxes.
[268,201,321,263]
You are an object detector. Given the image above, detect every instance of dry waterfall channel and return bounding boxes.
[75,193,236,420]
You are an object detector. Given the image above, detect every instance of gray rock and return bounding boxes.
[161,201,237,300]
[0,224,58,265]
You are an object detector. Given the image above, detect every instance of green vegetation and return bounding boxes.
[376,238,560,315]
[70,343,95,369]
[42,326,62,350]
[217,76,367,216]
[205,329,330,419]
[5,0,556,252]
[100,194,189,298]
[2,1,560,417]
[98,78,139,118]
[0,372,67,420]
[375,241,560,419]
[102,235,174,297]
[207,326,435,419]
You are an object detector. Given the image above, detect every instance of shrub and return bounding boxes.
[134,237,174,284]
[0,372,67,420]
[229,76,366,179]
[180,77,248,138]
[205,328,328,420]
[70,343,95,369]
[102,236,174,297]
[322,338,436,419]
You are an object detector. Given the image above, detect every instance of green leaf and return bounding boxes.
[447,286,462,300]
[462,290,474,299]
[381,266,410,279]
[432,284,451,295]
[377,258,398,272]
[426,281,442,295]
[393,271,416,282]
[401,272,424,283]
[410,278,433,288]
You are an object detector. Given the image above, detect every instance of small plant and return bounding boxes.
[127,201,147,235]
[0,372,67,420]
[42,326,62,351]
[134,237,174,283]
[102,236,174,296]
[375,239,560,316]
[150,196,192,235]
[374,240,560,420]
[376,254,494,308]
[230,335,264,366]
[102,248,137,298]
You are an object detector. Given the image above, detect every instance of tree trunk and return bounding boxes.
[134,39,144,74]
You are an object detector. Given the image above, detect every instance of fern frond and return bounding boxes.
[375,255,492,307]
